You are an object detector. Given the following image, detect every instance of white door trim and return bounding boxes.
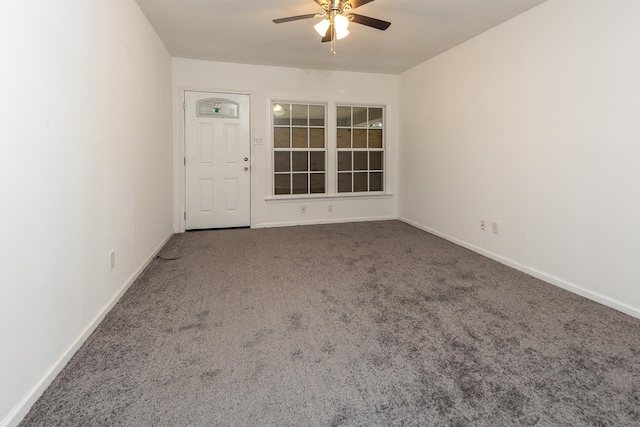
[184,91,251,229]
[176,86,255,232]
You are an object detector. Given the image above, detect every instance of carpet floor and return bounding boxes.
[20,221,640,426]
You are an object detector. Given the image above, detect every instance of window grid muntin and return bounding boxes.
[273,102,327,195]
[337,105,384,193]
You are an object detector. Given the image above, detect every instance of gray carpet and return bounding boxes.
[20,221,640,426]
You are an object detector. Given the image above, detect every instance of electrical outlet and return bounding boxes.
[328,204,333,213]
[110,250,115,270]
[480,220,486,231]
[492,222,499,234]
[301,205,307,214]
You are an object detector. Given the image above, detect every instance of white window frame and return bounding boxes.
[271,101,328,196]
[266,98,391,202]
[336,104,385,194]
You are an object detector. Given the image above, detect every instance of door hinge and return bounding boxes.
[183,101,185,111]
[184,212,186,220]
[184,157,186,166]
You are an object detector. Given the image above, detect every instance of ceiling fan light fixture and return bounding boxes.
[335,27,350,40]
[314,19,330,37]
[334,13,349,31]
[272,0,392,54]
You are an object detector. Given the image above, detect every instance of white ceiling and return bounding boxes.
[135,0,548,75]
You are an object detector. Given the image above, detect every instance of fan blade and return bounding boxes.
[349,14,391,30]
[345,0,375,10]
[321,31,332,43]
[273,14,318,24]
[313,0,328,6]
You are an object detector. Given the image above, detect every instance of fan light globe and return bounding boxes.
[314,19,330,37]
[334,14,349,31]
[335,28,350,40]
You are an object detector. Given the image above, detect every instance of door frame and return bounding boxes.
[177,86,254,232]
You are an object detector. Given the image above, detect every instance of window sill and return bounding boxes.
[265,193,393,203]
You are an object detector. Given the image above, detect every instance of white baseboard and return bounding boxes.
[253,215,397,229]
[398,217,640,320]
[1,232,174,427]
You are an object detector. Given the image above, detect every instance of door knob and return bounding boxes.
[244,166,249,171]
[244,157,249,161]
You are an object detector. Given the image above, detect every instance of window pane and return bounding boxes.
[335,105,385,195]
[310,151,325,172]
[354,151,368,171]
[337,128,351,148]
[337,106,351,127]
[338,173,352,193]
[198,98,239,119]
[354,172,368,192]
[292,128,308,148]
[310,173,325,194]
[273,103,290,126]
[292,151,308,172]
[309,128,324,148]
[369,129,383,148]
[338,151,352,171]
[292,104,308,126]
[292,173,308,194]
[275,174,290,195]
[309,105,325,127]
[369,108,383,126]
[370,172,383,191]
[274,151,290,172]
[370,151,383,170]
[353,107,367,127]
[274,127,290,148]
[273,101,326,197]
[353,129,367,148]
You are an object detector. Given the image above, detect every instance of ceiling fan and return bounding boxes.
[273,0,391,54]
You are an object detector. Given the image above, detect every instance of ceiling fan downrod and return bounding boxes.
[329,0,347,54]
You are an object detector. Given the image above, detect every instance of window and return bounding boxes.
[273,103,326,195]
[337,106,384,193]
[196,98,239,118]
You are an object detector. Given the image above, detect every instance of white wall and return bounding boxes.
[172,58,398,229]
[398,0,640,317]
[0,1,173,425]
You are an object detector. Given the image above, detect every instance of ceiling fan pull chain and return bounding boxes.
[331,25,336,54]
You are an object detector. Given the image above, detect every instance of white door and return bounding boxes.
[185,91,251,229]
